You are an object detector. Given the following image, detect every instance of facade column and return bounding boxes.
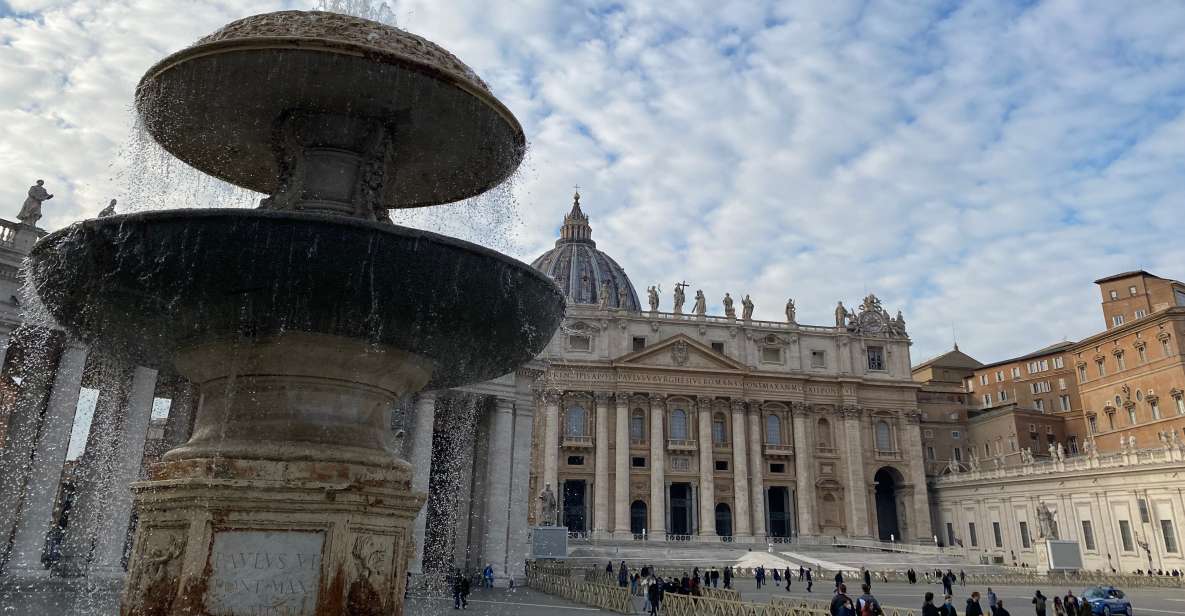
[592,392,611,538]
[613,392,631,538]
[0,331,11,371]
[842,407,870,538]
[729,400,752,541]
[90,366,158,573]
[648,394,667,537]
[542,391,561,515]
[481,397,514,581]
[5,340,88,575]
[408,392,437,575]
[505,394,535,585]
[792,403,816,537]
[747,400,767,539]
[696,396,717,538]
[904,411,933,542]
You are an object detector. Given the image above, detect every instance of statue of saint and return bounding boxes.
[673,282,687,314]
[1037,503,1058,539]
[846,308,859,330]
[647,286,659,312]
[598,279,609,309]
[617,284,628,310]
[18,180,53,226]
[1128,434,1137,451]
[741,294,754,320]
[968,451,979,472]
[1056,442,1065,461]
[98,198,117,218]
[693,290,707,316]
[1047,443,1057,460]
[539,483,558,526]
[785,298,796,323]
[722,293,735,318]
[834,301,847,328]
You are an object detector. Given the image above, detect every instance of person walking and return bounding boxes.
[1062,591,1079,614]
[995,599,1012,616]
[785,566,793,590]
[856,583,882,616]
[606,561,614,574]
[834,570,845,589]
[941,571,953,597]
[922,591,940,616]
[1075,598,1091,616]
[806,567,814,592]
[618,562,630,588]
[481,564,493,588]
[640,575,652,612]
[939,594,957,616]
[648,576,664,615]
[965,591,984,616]
[959,570,966,586]
[863,567,872,590]
[773,567,782,587]
[1032,590,1047,616]
[1052,596,1065,616]
[711,567,720,588]
[830,583,851,616]
[452,571,470,610]
[986,589,998,616]
[723,566,732,589]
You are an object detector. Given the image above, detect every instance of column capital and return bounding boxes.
[731,399,746,414]
[543,390,562,404]
[746,399,763,414]
[494,396,515,413]
[792,401,812,414]
[697,395,713,409]
[649,393,666,406]
[615,391,631,406]
[594,391,612,404]
[841,406,862,420]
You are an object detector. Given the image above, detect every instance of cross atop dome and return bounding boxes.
[559,186,593,245]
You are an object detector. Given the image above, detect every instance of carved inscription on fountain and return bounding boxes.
[204,530,324,616]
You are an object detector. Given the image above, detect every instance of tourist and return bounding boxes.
[995,599,1012,616]
[959,569,966,586]
[907,568,916,584]
[965,591,984,616]
[690,572,700,596]
[680,573,690,594]
[452,570,470,610]
[784,566,793,590]
[941,571,953,597]
[773,567,782,586]
[702,569,709,588]
[631,572,640,595]
[619,562,630,588]
[482,563,494,588]
[723,566,732,589]
[1032,590,1047,616]
[800,565,805,581]
[806,567,814,592]
[1062,590,1079,613]
[711,566,720,588]
[939,594,957,616]
[986,588,998,616]
[856,583,881,616]
[834,570,845,589]
[1075,598,1090,616]
[648,576,664,615]
[922,591,940,616]
[830,583,852,616]
[640,575,652,612]
[606,561,614,574]
[756,566,765,589]
[1052,596,1064,616]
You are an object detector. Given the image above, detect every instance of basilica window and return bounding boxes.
[630,409,646,442]
[875,421,892,451]
[565,406,588,437]
[761,347,782,363]
[867,346,885,371]
[1078,365,1088,382]
[1137,344,1148,363]
[712,413,728,445]
[1096,359,1106,377]
[1162,337,1172,357]
[766,415,782,445]
[816,418,833,448]
[1127,407,1137,425]
[810,350,826,368]
[670,408,690,441]
[568,334,591,351]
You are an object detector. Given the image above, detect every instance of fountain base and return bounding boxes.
[120,334,430,616]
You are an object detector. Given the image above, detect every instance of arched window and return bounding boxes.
[670,408,689,440]
[817,418,832,448]
[565,406,587,437]
[630,500,648,535]
[630,409,646,442]
[766,414,782,445]
[875,420,892,451]
[712,413,727,445]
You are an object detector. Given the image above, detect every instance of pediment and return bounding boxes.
[615,334,746,371]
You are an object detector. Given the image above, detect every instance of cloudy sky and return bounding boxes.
[2,0,1184,366]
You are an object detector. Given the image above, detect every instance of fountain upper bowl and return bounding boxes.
[26,209,565,389]
[136,10,525,209]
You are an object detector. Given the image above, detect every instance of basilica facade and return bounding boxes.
[521,195,933,545]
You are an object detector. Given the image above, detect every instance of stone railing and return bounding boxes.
[561,435,594,448]
[526,567,634,614]
[832,537,967,557]
[764,442,795,456]
[667,438,697,451]
[666,533,694,542]
[0,220,18,246]
[626,309,841,334]
[933,444,1185,486]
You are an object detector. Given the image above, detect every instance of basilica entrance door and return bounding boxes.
[669,483,692,535]
[874,467,903,541]
[563,480,587,532]
[767,486,792,538]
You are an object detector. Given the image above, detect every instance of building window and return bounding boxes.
[1078,365,1088,382]
[1119,520,1134,551]
[1162,520,1179,553]
[1058,378,1066,390]
[1011,367,1021,378]
[1053,356,1064,369]
[1087,415,1098,433]
[980,374,989,385]
[632,336,646,352]
[1068,436,1078,454]
[1112,315,1125,327]
[968,522,978,547]
[714,460,729,471]
[1150,399,1161,420]
[1137,345,1148,363]
[1127,407,1137,425]
[565,406,587,437]
[810,350,826,368]
[1109,290,1119,300]
[995,370,1004,382]
[992,522,1003,548]
[1019,522,1031,548]
[769,463,786,473]
[1059,395,1071,412]
[1129,285,1138,296]
[712,414,728,445]
[1000,390,1008,401]
[1116,353,1126,371]
[1081,521,1096,550]
[710,341,725,354]
[1135,309,1147,319]
[670,456,690,472]
[875,421,892,450]
[817,418,832,448]
[983,393,992,406]
[762,347,782,363]
[926,446,935,460]
[766,414,782,445]
[1138,498,1150,523]
[953,447,962,462]
[569,334,591,351]
[630,410,645,442]
[1162,337,1171,357]
[1034,399,1044,412]
[632,456,646,468]
[946,523,956,546]
[567,455,584,466]
[1096,359,1106,377]
[670,408,689,440]
[1106,411,1115,430]
[951,430,961,439]
[984,443,990,457]
[1175,395,1185,415]
[867,346,886,371]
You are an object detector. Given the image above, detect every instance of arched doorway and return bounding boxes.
[630,500,647,534]
[715,503,732,537]
[767,486,792,538]
[874,467,904,541]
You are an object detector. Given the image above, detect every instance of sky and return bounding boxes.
[2,0,1185,367]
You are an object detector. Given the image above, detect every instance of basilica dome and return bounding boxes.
[531,192,641,311]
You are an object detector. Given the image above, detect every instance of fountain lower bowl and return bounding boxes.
[26,209,565,389]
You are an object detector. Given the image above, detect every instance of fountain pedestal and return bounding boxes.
[121,335,428,616]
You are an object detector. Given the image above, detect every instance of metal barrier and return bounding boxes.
[525,567,634,614]
[701,587,742,601]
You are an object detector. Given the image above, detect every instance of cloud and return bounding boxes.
[2,0,1184,365]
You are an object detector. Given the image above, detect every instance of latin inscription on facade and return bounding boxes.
[205,530,324,616]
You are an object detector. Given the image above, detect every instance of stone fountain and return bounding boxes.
[24,10,564,616]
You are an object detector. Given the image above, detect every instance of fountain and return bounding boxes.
[24,10,564,616]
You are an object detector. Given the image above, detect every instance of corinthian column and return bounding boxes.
[842,407,870,538]
[542,391,561,503]
[696,396,717,539]
[729,399,751,541]
[903,411,932,541]
[408,391,437,574]
[747,400,767,539]
[613,392,630,538]
[593,392,611,538]
[648,394,666,537]
[792,403,816,537]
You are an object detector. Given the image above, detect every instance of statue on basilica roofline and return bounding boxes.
[598,279,610,309]
[693,289,707,316]
[18,179,53,226]
[98,198,117,218]
[617,283,629,310]
[647,285,659,312]
[741,294,754,320]
[785,298,796,324]
[723,292,735,318]
[672,281,688,314]
[834,301,847,328]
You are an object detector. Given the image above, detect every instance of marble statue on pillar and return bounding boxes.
[693,290,707,316]
[539,483,558,526]
[1037,503,1058,539]
[722,293,735,318]
[1128,434,1137,451]
[18,180,53,226]
[741,294,754,320]
[647,285,659,312]
[785,298,796,323]
[1047,443,1057,460]
[834,301,847,327]
[673,282,687,314]
[98,198,117,218]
